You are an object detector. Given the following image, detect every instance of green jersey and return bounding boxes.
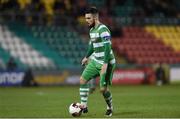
[86,24,116,65]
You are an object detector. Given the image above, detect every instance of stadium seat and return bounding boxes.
[113,26,180,64]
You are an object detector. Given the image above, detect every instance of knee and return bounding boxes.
[100,88,107,94]
[80,76,87,84]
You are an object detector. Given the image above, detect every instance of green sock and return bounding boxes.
[103,91,113,110]
[79,84,89,107]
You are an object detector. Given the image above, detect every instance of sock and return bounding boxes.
[79,84,89,107]
[103,91,113,110]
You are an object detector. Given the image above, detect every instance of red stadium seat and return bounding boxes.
[114,26,180,64]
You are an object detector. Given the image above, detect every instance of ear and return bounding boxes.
[94,16,98,21]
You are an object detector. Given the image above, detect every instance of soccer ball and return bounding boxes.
[69,103,82,117]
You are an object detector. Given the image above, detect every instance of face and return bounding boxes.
[85,13,95,28]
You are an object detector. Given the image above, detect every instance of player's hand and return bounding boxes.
[81,57,88,66]
[101,63,108,74]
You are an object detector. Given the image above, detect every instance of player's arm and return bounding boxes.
[85,41,93,58]
[82,41,93,65]
[101,37,111,74]
[103,41,111,63]
[100,29,111,75]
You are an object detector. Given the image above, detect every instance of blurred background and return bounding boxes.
[0,0,180,86]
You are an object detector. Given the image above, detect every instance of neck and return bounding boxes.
[95,20,101,28]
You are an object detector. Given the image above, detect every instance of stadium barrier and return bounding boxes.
[170,66,180,83]
[113,68,156,85]
[1,64,176,86]
[0,69,36,86]
[0,70,25,86]
[33,65,157,86]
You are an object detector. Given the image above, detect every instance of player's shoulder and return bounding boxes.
[98,24,108,30]
[97,24,110,33]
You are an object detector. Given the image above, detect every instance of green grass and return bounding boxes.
[0,85,180,118]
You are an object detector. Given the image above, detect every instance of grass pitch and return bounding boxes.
[0,84,180,118]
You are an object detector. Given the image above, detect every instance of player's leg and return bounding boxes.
[100,63,115,116]
[100,86,113,116]
[79,76,89,113]
[80,60,99,113]
[88,77,97,94]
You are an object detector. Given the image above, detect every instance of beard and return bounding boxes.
[88,21,95,28]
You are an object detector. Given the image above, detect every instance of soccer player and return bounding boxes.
[79,7,116,117]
